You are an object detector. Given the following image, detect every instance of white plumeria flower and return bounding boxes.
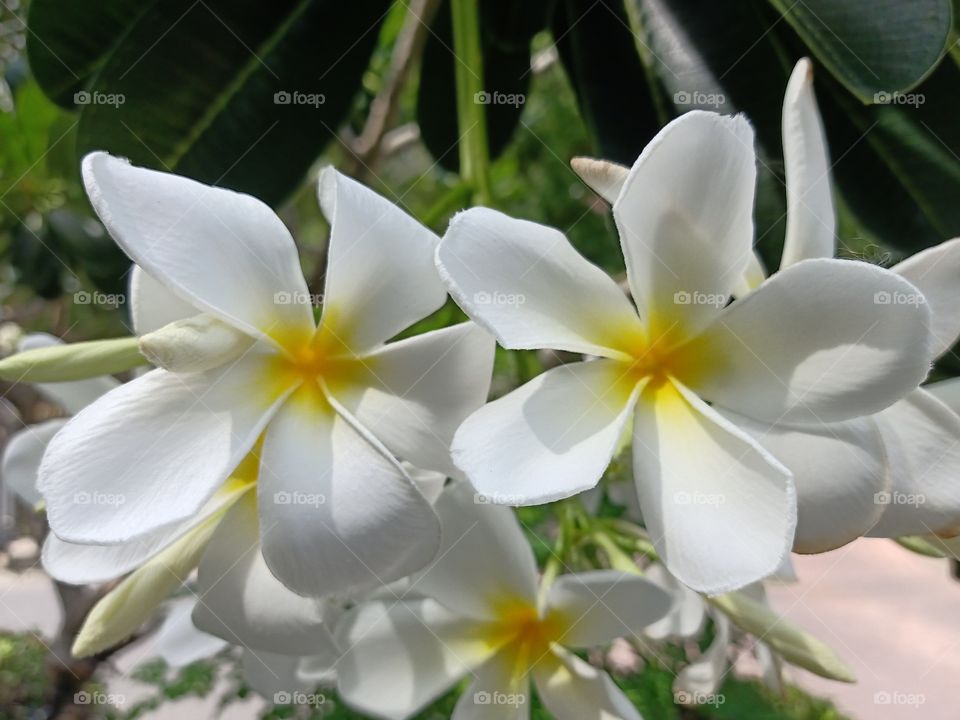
[1,333,118,508]
[37,154,494,598]
[569,59,901,557]
[335,481,673,720]
[437,95,933,594]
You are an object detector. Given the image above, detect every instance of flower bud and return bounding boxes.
[139,316,253,373]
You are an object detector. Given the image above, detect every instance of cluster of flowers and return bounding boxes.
[4,58,960,718]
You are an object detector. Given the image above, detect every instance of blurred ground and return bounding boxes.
[2,536,958,719]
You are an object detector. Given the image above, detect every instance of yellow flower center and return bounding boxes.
[483,597,568,670]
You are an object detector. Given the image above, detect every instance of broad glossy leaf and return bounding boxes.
[75,0,390,206]
[26,0,146,108]
[767,0,951,102]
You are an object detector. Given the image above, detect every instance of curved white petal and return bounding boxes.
[570,157,628,204]
[258,395,440,598]
[722,413,888,553]
[781,58,835,268]
[152,598,228,667]
[891,237,960,359]
[642,564,707,641]
[82,152,313,339]
[2,418,65,507]
[437,207,644,358]
[192,491,334,655]
[675,613,731,698]
[71,506,225,657]
[336,598,494,720]
[452,360,638,506]
[688,258,933,424]
[39,355,288,544]
[869,388,960,537]
[334,322,494,477]
[534,646,640,720]
[318,168,446,351]
[453,650,530,720]
[43,479,249,584]
[632,381,795,595]
[128,265,201,335]
[412,481,538,621]
[545,570,672,647]
[613,111,756,340]
[19,334,120,414]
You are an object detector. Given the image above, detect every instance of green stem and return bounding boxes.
[450,0,492,205]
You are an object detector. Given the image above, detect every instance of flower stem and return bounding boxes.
[450,0,492,205]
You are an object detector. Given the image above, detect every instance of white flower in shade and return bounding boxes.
[335,481,673,720]
[1,333,119,509]
[436,96,933,594]
[36,154,494,598]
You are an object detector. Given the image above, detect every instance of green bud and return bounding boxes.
[0,337,146,382]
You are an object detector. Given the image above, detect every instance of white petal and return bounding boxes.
[781,58,836,268]
[335,322,494,477]
[437,207,645,358]
[128,265,200,335]
[258,395,440,597]
[43,479,249,584]
[722,413,888,553]
[869,388,960,537]
[191,491,335,654]
[675,613,731,698]
[545,570,672,647]
[405,464,448,505]
[453,360,638,506]
[534,646,640,720]
[19,334,119,414]
[411,481,538,621]
[82,152,313,339]
[2,418,65,507]
[71,506,224,657]
[242,649,313,699]
[687,258,933,424]
[632,381,795,595]
[570,157,628,204]
[38,355,287,544]
[642,564,707,641]
[892,237,960,358]
[336,598,494,720]
[152,598,228,668]
[612,111,756,340]
[318,167,446,351]
[453,651,530,720]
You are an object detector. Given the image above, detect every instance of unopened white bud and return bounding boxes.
[139,315,253,373]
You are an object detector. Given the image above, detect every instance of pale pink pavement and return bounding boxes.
[767,538,960,720]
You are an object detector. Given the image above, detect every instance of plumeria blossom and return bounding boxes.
[37,154,494,598]
[437,83,932,593]
[1,333,118,508]
[335,481,673,720]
